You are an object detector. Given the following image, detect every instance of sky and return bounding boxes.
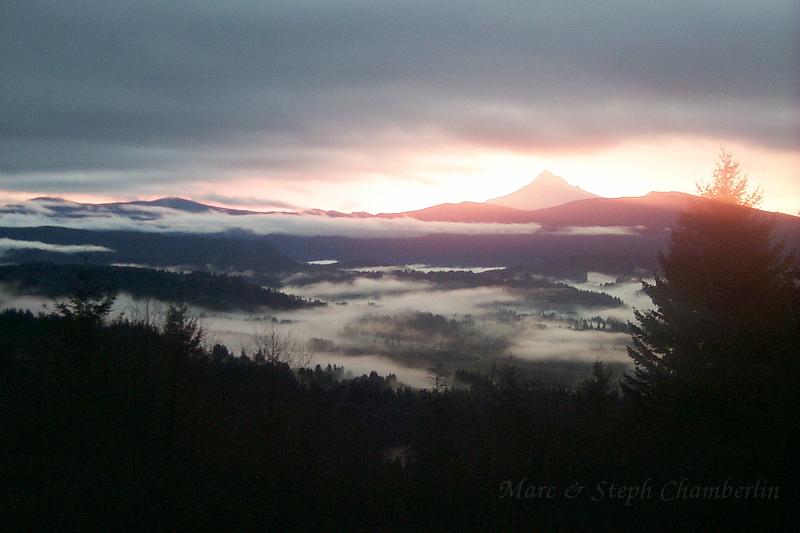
[1,1,798,214]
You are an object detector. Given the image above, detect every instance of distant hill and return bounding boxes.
[4,187,799,279]
[265,231,671,279]
[523,191,697,227]
[378,202,537,223]
[13,196,267,219]
[267,195,800,277]
[380,191,696,227]
[13,192,698,228]
[486,171,598,210]
[384,191,799,240]
[0,227,299,276]
[14,183,797,236]
[106,197,230,213]
[0,263,322,311]
[88,197,257,217]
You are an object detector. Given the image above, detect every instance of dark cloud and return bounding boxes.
[198,193,299,210]
[1,0,797,194]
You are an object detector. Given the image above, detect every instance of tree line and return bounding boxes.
[0,262,322,311]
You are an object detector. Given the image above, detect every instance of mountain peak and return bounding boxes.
[531,170,574,188]
[30,196,71,203]
[128,197,214,212]
[486,171,598,211]
[535,170,563,182]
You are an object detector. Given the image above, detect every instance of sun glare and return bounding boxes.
[125,137,799,216]
[346,137,800,214]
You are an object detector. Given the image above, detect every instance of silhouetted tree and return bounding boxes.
[696,147,763,207]
[210,343,232,363]
[576,360,617,411]
[54,265,114,324]
[427,362,448,392]
[163,303,204,358]
[252,323,310,367]
[624,153,799,413]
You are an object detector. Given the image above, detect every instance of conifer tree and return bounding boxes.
[695,147,763,207]
[624,152,798,408]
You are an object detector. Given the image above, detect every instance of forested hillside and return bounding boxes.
[0,263,321,311]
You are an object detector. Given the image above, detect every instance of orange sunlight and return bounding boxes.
[12,138,798,216]
[316,137,800,214]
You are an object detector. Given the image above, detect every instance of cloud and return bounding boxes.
[0,269,636,386]
[0,198,649,239]
[511,321,631,363]
[549,225,644,236]
[565,273,655,322]
[285,277,434,299]
[0,237,113,256]
[306,260,339,266]
[0,1,797,197]
[198,193,300,210]
[202,279,633,374]
[0,199,544,238]
[308,353,433,389]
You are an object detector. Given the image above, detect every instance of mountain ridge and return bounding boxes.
[17,175,798,230]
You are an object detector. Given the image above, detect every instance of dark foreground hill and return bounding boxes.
[1,306,795,530]
[0,263,322,311]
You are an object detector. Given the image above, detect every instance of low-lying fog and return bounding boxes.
[1,267,653,389]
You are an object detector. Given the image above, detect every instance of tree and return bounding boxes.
[210,343,233,364]
[252,323,310,368]
[427,362,448,392]
[163,303,205,358]
[576,360,617,410]
[55,291,114,326]
[695,147,763,207]
[624,153,799,411]
[55,266,114,325]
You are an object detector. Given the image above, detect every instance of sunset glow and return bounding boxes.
[170,137,798,215]
[2,2,796,215]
